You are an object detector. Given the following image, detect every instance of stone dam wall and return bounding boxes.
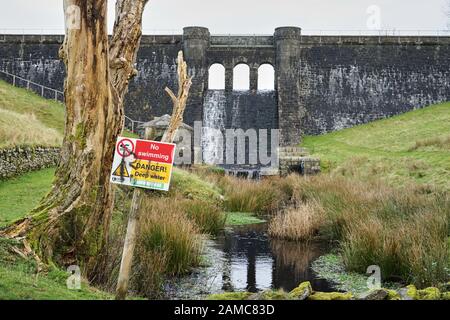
[0,29,449,148]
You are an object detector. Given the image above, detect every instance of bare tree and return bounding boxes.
[1,0,149,275]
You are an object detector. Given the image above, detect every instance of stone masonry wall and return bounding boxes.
[1,32,450,147]
[0,146,60,180]
[300,43,450,135]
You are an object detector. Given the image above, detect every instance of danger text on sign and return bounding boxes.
[110,136,176,191]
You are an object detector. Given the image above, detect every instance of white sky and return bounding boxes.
[0,0,449,34]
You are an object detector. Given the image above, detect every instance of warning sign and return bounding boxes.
[110,136,176,191]
[112,162,130,178]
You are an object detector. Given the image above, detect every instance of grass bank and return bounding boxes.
[0,168,55,227]
[0,80,138,148]
[302,102,450,190]
[0,238,113,300]
[0,80,65,148]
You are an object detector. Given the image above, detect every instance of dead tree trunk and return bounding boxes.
[0,0,148,275]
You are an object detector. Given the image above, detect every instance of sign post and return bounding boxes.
[115,50,192,300]
[114,131,176,300]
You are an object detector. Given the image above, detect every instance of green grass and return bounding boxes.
[0,168,55,226]
[0,108,62,148]
[0,80,65,148]
[0,80,142,148]
[183,200,226,235]
[0,80,65,133]
[121,130,140,139]
[169,167,223,203]
[225,212,266,226]
[0,239,113,300]
[302,102,450,190]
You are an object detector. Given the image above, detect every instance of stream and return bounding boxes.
[163,223,336,300]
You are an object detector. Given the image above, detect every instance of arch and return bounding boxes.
[233,63,250,91]
[257,64,275,91]
[208,63,225,90]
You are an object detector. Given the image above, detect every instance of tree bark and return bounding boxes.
[0,0,148,276]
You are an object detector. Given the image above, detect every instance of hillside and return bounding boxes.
[302,102,450,190]
[0,80,64,148]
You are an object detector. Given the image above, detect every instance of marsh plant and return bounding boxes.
[268,201,325,241]
[208,171,449,288]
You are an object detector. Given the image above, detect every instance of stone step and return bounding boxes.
[279,156,321,176]
[278,146,310,157]
[279,146,309,153]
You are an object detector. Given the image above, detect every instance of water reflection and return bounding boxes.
[164,223,334,299]
[217,224,333,293]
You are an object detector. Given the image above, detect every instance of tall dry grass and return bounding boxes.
[288,175,391,239]
[268,201,325,240]
[182,199,226,235]
[137,197,202,275]
[101,169,449,293]
[342,209,449,287]
[267,174,450,287]
[133,197,203,297]
[0,109,62,148]
[99,187,207,298]
[221,176,289,216]
[409,135,450,151]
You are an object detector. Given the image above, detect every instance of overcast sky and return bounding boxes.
[0,0,449,34]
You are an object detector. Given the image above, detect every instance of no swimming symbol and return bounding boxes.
[117,138,135,158]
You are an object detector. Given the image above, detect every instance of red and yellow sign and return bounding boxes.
[110,137,176,191]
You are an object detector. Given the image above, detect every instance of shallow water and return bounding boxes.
[164,223,335,300]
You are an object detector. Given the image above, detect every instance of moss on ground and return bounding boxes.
[289,281,313,299]
[311,253,402,295]
[308,292,353,300]
[405,285,443,300]
[207,292,252,300]
[225,212,266,226]
[205,281,450,301]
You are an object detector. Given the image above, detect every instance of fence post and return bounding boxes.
[12,75,15,86]
[27,81,30,90]
[41,86,44,97]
